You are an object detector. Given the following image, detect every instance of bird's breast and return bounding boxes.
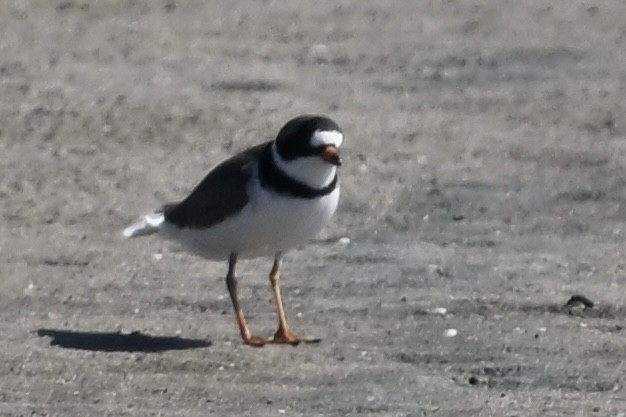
[244,183,340,253]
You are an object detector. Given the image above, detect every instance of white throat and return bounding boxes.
[271,143,337,189]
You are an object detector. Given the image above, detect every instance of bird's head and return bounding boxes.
[272,115,343,188]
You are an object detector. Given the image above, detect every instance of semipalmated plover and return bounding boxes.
[123,115,343,347]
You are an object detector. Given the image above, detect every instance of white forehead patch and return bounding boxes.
[311,130,343,148]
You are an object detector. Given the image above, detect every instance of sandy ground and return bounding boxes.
[1,0,626,416]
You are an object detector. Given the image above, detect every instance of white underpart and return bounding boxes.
[158,161,340,260]
[271,143,336,189]
[310,129,343,148]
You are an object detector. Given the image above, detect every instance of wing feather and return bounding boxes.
[164,142,270,229]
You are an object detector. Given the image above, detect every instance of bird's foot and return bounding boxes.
[270,327,321,346]
[242,335,272,347]
[241,328,321,347]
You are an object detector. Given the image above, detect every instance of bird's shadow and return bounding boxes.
[37,329,212,353]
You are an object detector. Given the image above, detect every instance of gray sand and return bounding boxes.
[1,1,625,415]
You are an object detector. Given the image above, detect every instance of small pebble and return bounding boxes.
[565,294,594,309]
[338,237,350,245]
[427,264,443,275]
[443,328,458,338]
[430,307,447,315]
[24,282,35,294]
[153,253,163,260]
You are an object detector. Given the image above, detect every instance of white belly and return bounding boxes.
[161,185,339,260]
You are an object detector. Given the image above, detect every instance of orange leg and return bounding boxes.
[268,253,320,345]
[225,254,268,347]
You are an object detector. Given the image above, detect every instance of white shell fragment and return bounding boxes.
[443,328,458,338]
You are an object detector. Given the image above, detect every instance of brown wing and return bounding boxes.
[163,141,270,229]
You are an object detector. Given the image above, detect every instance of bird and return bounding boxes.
[123,115,343,347]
